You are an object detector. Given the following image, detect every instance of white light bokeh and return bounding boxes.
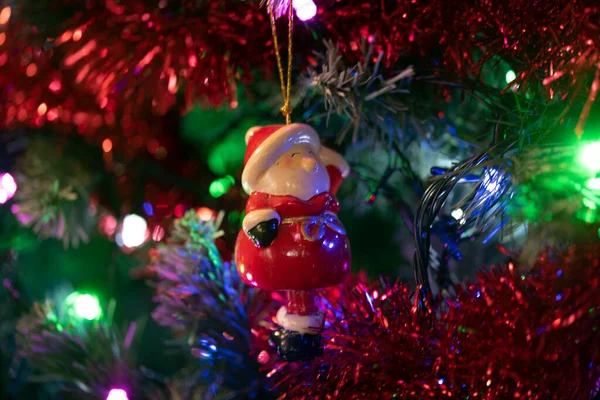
[119,214,148,248]
[0,172,17,204]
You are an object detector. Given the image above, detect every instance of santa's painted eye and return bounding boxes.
[291,152,299,158]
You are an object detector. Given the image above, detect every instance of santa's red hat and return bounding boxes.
[241,124,349,194]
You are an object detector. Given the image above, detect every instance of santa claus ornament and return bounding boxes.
[235,123,351,361]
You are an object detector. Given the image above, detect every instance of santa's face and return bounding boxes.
[254,143,330,200]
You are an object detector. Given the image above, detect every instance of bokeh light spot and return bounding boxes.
[587,178,600,190]
[294,0,317,21]
[505,69,517,83]
[26,63,38,77]
[102,138,113,153]
[65,292,102,321]
[209,175,235,198]
[451,208,464,220]
[49,80,62,92]
[106,388,129,400]
[37,103,47,116]
[120,214,147,248]
[0,173,17,204]
[0,7,11,24]
[142,202,153,216]
[196,207,215,221]
[580,142,600,173]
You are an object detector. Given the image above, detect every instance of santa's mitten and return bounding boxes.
[243,209,280,248]
[247,219,279,248]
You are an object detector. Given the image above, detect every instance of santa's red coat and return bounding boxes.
[235,191,351,291]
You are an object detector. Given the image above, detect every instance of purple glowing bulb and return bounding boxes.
[106,388,129,400]
[294,0,317,21]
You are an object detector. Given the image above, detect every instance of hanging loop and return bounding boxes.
[268,0,294,124]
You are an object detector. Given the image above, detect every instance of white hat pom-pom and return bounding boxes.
[319,146,350,178]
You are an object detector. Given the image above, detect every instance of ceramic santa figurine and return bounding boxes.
[235,123,351,361]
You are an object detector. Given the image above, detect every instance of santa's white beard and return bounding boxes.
[255,163,330,201]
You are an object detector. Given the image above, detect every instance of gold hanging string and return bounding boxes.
[268,0,294,124]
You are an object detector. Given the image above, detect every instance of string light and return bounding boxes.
[451,208,464,220]
[75,294,101,320]
[196,207,216,221]
[64,292,102,320]
[37,103,47,116]
[0,172,17,204]
[587,178,600,190]
[26,63,38,77]
[49,80,62,92]
[209,175,235,198]
[0,7,11,25]
[580,142,600,173]
[118,214,148,248]
[142,202,153,216]
[505,69,516,83]
[482,168,502,195]
[102,139,113,153]
[294,0,317,21]
[99,214,118,237]
[106,388,129,400]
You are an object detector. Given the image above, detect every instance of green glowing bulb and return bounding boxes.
[73,293,102,320]
[580,142,600,173]
[505,70,516,83]
[209,181,226,198]
[209,175,235,198]
[587,178,600,190]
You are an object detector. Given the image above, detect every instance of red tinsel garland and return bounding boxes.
[4,0,600,138]
[315,0,600,136]
[265,243,600,399]
[55,0,272,114]
[0,22,170,157]
[50,0,600,131]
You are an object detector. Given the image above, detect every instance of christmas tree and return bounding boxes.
[2,0,600,398]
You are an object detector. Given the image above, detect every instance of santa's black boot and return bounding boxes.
[269,327,322,361]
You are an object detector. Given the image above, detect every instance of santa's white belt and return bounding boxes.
[282,212,346,241]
